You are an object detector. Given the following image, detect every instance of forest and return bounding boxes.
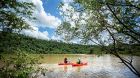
[0,32,98,54]
[1,32,139,55]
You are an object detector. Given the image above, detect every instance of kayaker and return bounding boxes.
[64,57,68,63]
[77,58,81,64]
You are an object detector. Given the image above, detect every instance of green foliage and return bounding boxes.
[0,1,37,77]
[57,0,140,53]
[1,33,139,55]
[0,33,99,54]
[0,50,39,78]
[0,0,35,33]
[117,43,140,56]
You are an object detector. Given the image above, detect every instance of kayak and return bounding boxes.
[72,62,87,66]
[58,63,73,65]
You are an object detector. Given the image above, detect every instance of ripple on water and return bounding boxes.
[30,54,140,78]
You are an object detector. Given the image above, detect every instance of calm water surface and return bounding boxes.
[32,54,140,78]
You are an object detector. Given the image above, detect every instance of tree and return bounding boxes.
[0,0,35,52]
[57,0,140,77]
[0,0,35,33]
[0,1,38,77]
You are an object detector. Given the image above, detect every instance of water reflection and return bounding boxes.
[37,54,140,78]
[63,65,67,72]
[76,66,81,72]
[61,65,85,72]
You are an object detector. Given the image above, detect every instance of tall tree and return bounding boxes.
[57,0,140,77]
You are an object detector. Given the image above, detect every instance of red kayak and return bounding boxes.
[72,62,87,66]
[58,63,73,65]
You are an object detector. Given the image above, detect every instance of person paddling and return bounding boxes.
[77,58,81,64]
[64,57,68,63]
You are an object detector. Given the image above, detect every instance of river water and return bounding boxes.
[31,54,140,78]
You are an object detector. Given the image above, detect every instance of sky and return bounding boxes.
[20,0,73,41]
[19,0,110,44]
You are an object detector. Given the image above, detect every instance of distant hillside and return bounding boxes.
[0,33,102,54]
[1,32,140,55]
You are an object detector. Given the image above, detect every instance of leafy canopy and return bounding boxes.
[57,0,140,45]
[0,0,35,32]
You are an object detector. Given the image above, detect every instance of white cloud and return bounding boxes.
[51,35,62,40]
[19,18,49,40]
[51,35,81,44]
[62,0,74,3]
[32,0,61,28]
[59,3,78,27]
[59,3,89,27]
[17,0,63,40]
[37,11,61,28]
[21,27,49,40]
[19,0,61,29]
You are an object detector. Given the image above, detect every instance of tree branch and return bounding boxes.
[105,27,140,77]
[107,3,140,10]
[106,3,140,37]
